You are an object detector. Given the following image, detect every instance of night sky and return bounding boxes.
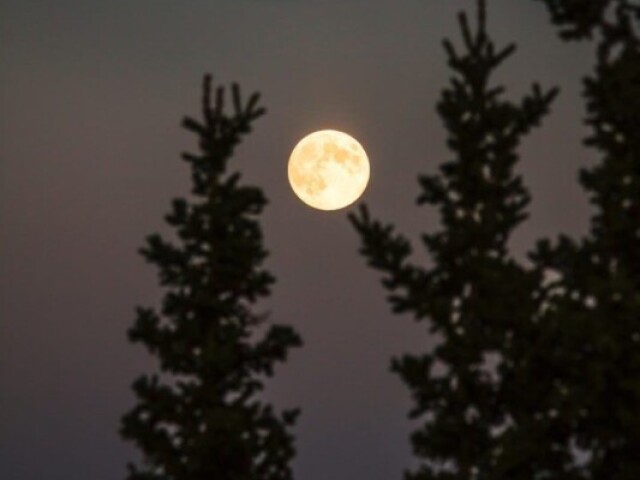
[1,1,596,479]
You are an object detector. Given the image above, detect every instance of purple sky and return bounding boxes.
[1,1,595,479]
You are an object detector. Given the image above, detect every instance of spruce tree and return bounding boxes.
[349,1,558,478]
[121,75,302,480]
[525,1,640,477]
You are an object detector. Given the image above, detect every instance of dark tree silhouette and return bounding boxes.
[350,1,558,478]
[121,75,302,480]
[525,1,640,478]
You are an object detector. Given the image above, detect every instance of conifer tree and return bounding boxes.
[349,1,558,478]
[121,75,302,480]
[524,1,640,477]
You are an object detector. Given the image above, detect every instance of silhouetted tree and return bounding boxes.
[350,1,558,478]
[525,1,640,478]
[121,75,302,480]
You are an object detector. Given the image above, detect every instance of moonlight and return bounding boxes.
[288,130,370,211]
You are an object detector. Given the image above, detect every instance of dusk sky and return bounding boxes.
[1,1,596,479]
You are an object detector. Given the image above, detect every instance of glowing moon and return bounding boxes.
[288,130,370,211]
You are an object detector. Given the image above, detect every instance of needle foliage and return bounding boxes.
[121,75,302,480]
[350,1,558,477]
[527,1,640,478]
[351,0,640,478]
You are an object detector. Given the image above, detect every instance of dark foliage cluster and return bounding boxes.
[351,1,558,477]
[529,1,640,477]
[121,76,301,480]
[350,0,640,479]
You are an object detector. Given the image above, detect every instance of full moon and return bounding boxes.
[288,130,370,211]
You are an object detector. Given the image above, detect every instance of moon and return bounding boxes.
[287,130,370,211]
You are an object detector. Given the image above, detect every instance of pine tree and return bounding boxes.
[349,1,559,478]
[121,75,302,480]
[526,1,640,477]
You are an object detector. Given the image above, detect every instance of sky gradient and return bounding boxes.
[1,1,595,479]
